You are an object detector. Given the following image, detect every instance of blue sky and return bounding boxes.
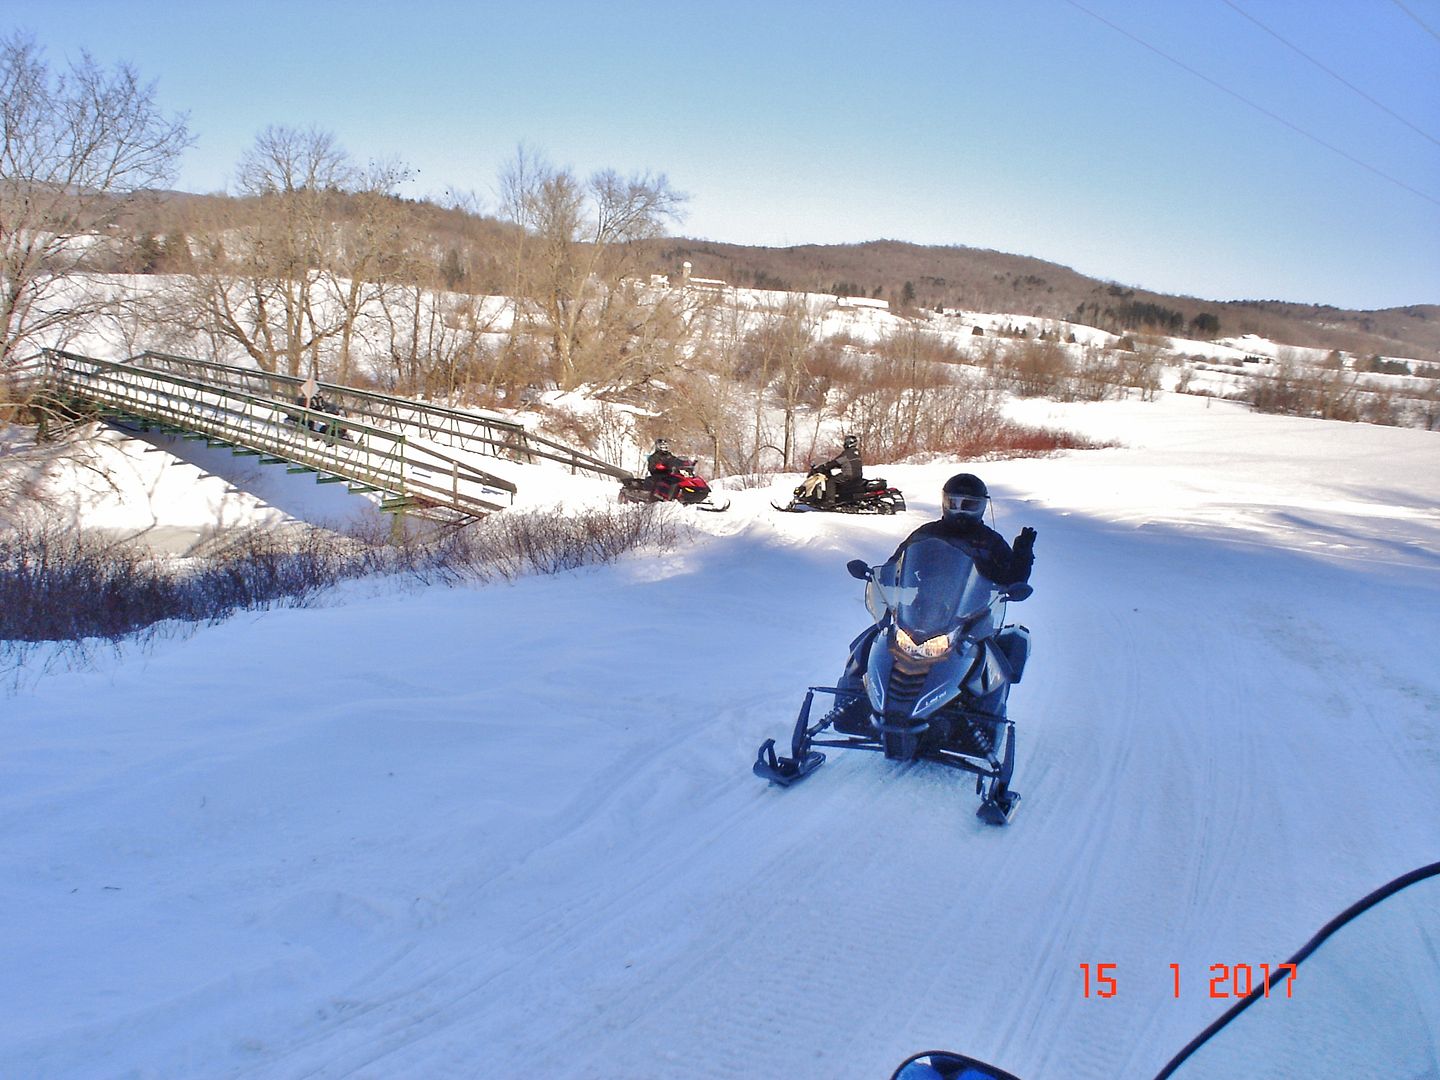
[14,0,1440,309]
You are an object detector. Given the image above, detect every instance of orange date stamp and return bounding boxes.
[1079,962,1297,999]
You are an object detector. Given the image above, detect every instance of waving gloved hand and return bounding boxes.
[1014,526,1037,558]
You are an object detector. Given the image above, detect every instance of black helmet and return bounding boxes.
[843,434,859,451]
[654,438,670,453]
[941,473,988,524]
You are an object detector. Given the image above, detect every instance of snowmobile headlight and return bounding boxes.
[895,626,952,660]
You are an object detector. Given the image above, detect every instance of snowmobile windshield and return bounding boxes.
[888,538,995,640]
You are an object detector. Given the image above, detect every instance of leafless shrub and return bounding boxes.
[0,524,157,640]
[416,504,680,583]
[997,338,1072,398]
[1,503,679,648]
[843,378,1003,461]
[1353,387,1403,427]
[0,520,373,642]
[951,419,1116,458]
[874,328,970,367]
[197,526,380,607]
[1124,337,1166,401]
[1071,346,1125,401]
[1248,352,1362,421]
[1405,381,1440,430]
[722,471,783,490]
[535,400,638,465]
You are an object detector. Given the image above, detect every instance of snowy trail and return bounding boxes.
[248,515,1439,1080]
[3,397,1439,1079]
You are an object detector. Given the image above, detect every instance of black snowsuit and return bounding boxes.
[646,449,687,500]
[814,445,863,503]
[887,517,1034,587]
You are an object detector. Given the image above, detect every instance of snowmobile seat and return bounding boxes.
[997,625,1030,684]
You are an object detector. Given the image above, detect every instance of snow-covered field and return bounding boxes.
[2,393,1438,1078]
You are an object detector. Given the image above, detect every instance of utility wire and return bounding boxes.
[1391,0,1440,47]
[1221,0,1440,150]
[1061,0,1440,208]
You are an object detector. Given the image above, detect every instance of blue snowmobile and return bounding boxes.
[753,537,1033,824]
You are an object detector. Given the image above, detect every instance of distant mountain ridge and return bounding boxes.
[644,237,1440,362]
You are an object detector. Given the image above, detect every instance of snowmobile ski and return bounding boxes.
[976,790,1020,825]
[753,738,825,785]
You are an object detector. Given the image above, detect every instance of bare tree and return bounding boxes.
[755,298,820,466]
[180,126,409,378]
[377,275,505,400]
[0,34,191,362]
[331,158,413,381]
[499,147,686,390]
[655,291,749,473]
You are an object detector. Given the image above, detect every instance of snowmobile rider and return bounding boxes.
[803,434,864,506]
[317,395,351,440]
[305,392,346,438]
[888,473,1036,588]
[302,391,326,433]
[286,389,310,429]
[646,437,687,500]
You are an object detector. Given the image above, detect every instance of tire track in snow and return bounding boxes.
[236,690,869,1076]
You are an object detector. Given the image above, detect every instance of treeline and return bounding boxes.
[1066,295,1221,338]
[640,240,1439,363]
[107,190,518,295]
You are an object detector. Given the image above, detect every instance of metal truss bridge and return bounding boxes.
[34,349,629,527]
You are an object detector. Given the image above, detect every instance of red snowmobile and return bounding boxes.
[618,460,730,512]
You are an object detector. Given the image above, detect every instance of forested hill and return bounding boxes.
[643,236,1440,361]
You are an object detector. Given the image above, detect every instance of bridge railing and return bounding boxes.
[130,351,631,481]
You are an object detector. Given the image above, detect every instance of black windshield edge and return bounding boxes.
[1150,860,1440,1080]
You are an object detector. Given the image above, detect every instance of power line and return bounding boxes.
[1061,0,1440,208]
[1221,0,1440,150]
[1390,0,1440,46]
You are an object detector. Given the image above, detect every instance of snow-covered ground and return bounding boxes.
[1,425,386,552]
[2,393,1438,1078]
